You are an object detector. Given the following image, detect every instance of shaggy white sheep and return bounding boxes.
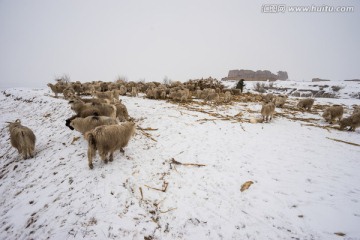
[322,105,344,123]
[261,102,275,122]
[7,119,36,159]
[85,122,136,169]
[297,98,315,111]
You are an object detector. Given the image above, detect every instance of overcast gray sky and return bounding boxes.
[0,0,359,88]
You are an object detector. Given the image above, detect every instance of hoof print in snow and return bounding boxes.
[26,216,36,228]
[240,181,254,192]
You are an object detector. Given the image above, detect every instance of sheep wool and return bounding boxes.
[7,119,36,159]
[85,122,136,169]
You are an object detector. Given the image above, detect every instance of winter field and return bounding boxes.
[0,80,360,240]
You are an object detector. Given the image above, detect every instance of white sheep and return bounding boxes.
[263,93,274,103]
[261,102,275,122]
[131,87,138,97]
[47,83,67,97]
[322,105,344,123]
[7,119,36,159]
[204,92,219,103]
[274,95,287,108]
[224,91,232,103]
[85,122,136,169]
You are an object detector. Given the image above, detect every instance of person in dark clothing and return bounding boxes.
[236,79,245,93]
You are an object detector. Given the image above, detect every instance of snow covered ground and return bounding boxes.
[0,82,360,239]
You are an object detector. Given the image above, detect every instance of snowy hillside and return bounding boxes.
[0,86,360,239]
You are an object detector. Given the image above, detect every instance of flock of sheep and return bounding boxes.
[6,78,360,169]
[260,93,360,129]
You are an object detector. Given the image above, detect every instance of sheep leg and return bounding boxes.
[120,148,125,153]
[99,151,108,164]
[26,148,31,159]
[30,146,35,158]
[87,147,95,169]
[109,152,114,162]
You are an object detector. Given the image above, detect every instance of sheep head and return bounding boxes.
[65,118,74,130]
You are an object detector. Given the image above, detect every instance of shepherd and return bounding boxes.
[236,79,245,93]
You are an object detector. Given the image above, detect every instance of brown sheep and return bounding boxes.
[7,119,36,159]
[85,122,136,169]
[69,100,116,119]
[113,99,130,122]
[339,113,360,131]
[66,99,117,129]
[72,82,84,95]
[261,102,275,122]
[297,98,314,111]
[100,82,109,92]
[119,85,127,96]
[69,116,119,134]
[146,88,155,99]
[169,90,188,102]
[322,105,344,123]
[353,106,360,115]
[63,87,76,100]
[91,91,114,101]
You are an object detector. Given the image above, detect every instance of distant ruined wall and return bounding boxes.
[224,69,288,81]
[312,78,330,82]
